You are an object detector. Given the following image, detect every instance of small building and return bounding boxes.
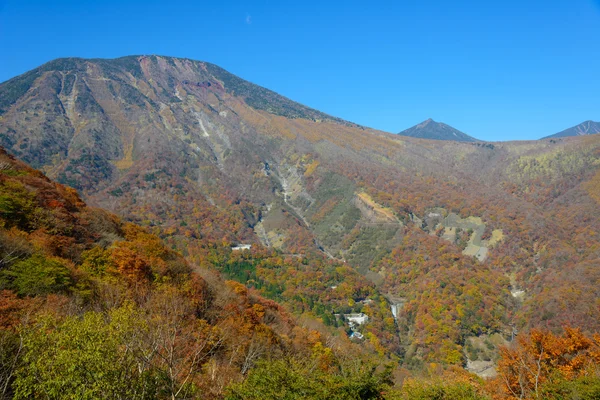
[232,244,252,251]
[345,313,369,326]
[349,331,364,340]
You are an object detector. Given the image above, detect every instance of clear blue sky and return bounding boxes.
[1,0,599,141]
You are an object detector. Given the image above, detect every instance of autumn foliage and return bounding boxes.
[492,328,600,399]
[0,148,392,399]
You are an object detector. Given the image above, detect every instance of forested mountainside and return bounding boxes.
[1,56,600,392]
[1,138,599,400]
[0,147,402,399]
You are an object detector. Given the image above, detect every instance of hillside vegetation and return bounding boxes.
[1,145,599,399]
[0,148,406,399]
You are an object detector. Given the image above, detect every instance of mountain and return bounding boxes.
[542,120,600,139]
[2,55,600,372]
[0,55,415,264]
[397,118,479,142]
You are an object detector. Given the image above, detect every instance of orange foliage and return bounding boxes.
[110,244,151,283]
[493,327,600,399]
[0,290,34,329]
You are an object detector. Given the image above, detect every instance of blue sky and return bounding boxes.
[1,0,599,141]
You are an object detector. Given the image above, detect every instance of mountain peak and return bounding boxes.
[398,119,479,142]
[542,120,600,139]
[416,118,435,128]
[0,55,359,127]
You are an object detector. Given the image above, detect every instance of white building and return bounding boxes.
[345,313,369,325]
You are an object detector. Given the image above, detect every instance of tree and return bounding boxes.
[0,254,71,296]
[110,244,151,283]
[12,304,157,400]
[494,327,600,400]
[0,330,22,400]
[225,357,391,400]
[0,180,36,231]
[142,285,224,400]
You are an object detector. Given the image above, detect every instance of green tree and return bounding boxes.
[386,379,490,400]
[0,181,36,231]
[13,304,158,400]
[541,371,600,400]
[80,246,112,276]
[0,254,71,296]
[225,357,391,400]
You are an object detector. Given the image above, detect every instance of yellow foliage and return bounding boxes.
[303,160,319,177]
[356,192,398,222]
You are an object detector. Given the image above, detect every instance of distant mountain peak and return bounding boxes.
[398,119,479,142]
[417,118,434,128]
[542,120,600,139]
